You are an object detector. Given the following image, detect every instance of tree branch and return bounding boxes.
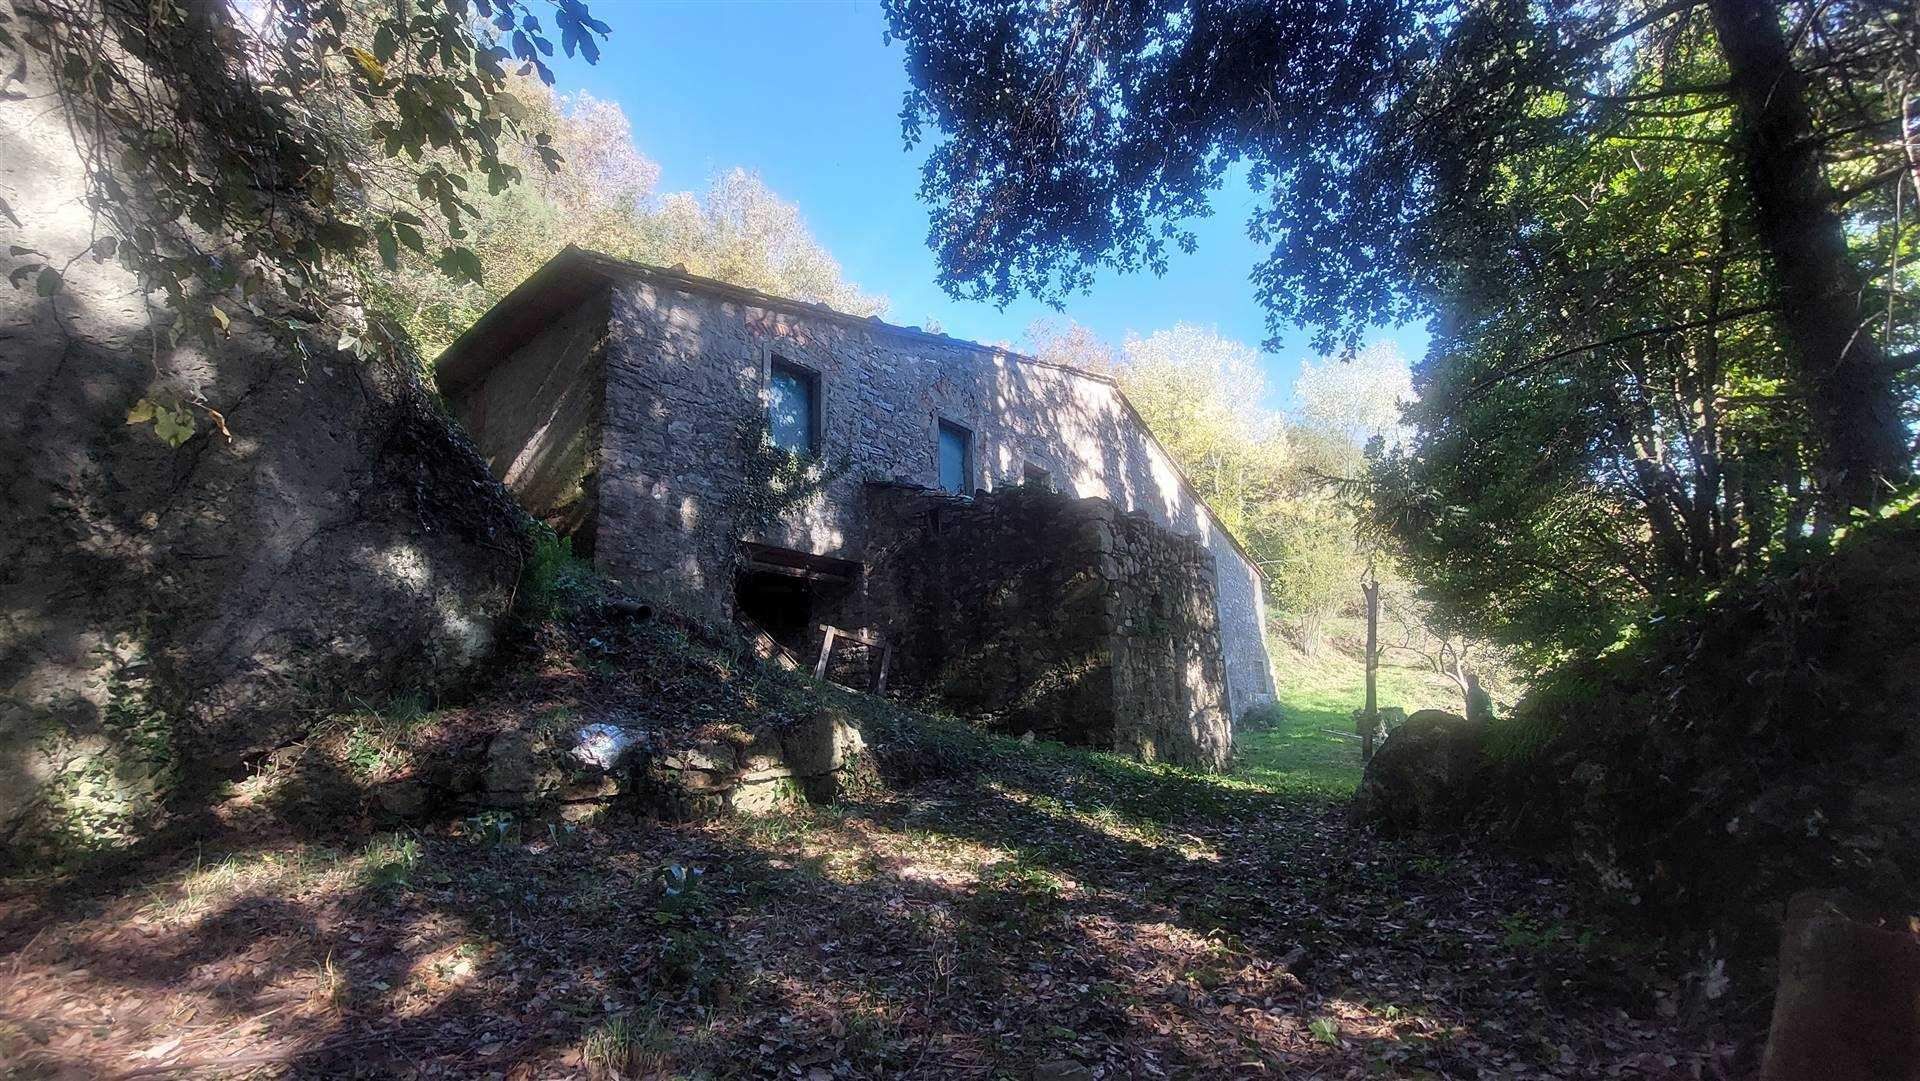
[1468,303,1780,398]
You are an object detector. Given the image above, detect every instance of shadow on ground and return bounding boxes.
[0,722,1750,1080]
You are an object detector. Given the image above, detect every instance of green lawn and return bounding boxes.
[1235,630,1471,801]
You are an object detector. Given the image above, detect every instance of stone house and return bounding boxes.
[436,247,1275,768]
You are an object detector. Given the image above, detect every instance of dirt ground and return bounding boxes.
[0,727,1755,1080]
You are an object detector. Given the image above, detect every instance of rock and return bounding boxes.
[1760,890,1920,1081]
[781,707,865,777]
[0,46,526,863]
[1349,709,1489,838]
[727,777,796,815]
[373,779,429,819]
[737,728,792,782]
[658,741,734,774]
[484,730,538,807]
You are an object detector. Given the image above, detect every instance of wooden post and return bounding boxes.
[874,644,893,694]
[812,625,838,680]
[1362,569,1380,762]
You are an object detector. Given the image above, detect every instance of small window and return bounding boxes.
[937,419,972,494]
[1022,462,1054,491]
[768,360,819,456]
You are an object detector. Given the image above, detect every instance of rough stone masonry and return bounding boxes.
[436,247,1275,767]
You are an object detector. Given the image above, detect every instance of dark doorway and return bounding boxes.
[735,569,816,646]
[734,543,862,658]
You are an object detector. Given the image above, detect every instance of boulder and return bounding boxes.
[570,723,649,772]
[1349,709,1489,838]
[781,707,866,777]
[1760,890,1920,1081]
[0,46,522,861]
[484,730,539,807]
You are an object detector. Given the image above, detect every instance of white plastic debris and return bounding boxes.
[571,723,643,771]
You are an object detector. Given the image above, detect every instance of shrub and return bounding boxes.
[516,526,599,622]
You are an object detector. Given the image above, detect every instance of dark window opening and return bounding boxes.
[769,359,820,456]
[1022,462,1054,491]
[937,419,972,494]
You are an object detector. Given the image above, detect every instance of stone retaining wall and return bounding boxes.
[850,484,1231,770]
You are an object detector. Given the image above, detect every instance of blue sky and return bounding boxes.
[549,1,1426,410]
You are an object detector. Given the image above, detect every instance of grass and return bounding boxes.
[1234,618,1475,800]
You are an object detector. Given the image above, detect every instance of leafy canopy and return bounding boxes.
[2,0,607,385]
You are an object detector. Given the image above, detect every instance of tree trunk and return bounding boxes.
[1707,0,1910,511]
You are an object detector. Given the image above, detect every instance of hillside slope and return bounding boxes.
[1485,509,1920,961]
[1238,615,1497,799]
[0,596,1749,1078]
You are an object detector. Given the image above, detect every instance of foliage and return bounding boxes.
[1479,505,1920,958]
[1021,315,1116,373]
[1117,324,1284,539]
[362,80,890,357]
[1260,499,1360,656]
[1293,342,1414,448]
[328,692,434,780]
[733,416,849,538]
[885,0,1920,679]
[24,652,179,862]
[1039,318,1445,658]
[515,526,600,623]
[1,0,609,443]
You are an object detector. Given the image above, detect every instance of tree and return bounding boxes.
[1022,315,1116,373]
[1293,342,1413,448]
[3,0,609,398]
[636,169,888,319]
[1354,34,1844,660]
[363,86,888,357]
[1116,324,1284,539]
[882,0,1917,513]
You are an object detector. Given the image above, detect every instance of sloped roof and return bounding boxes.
[433,246,1266,580]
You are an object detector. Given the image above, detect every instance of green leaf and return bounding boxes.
[153,405,196,447]
[372,24,398,64]
[125,398,158,424]
[437,245,484,285]
[393,221,424,254]
[376,223,398,269]
[35,267,61,296]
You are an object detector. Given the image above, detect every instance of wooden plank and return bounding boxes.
[816,623,884,647]
[812,626,838,680]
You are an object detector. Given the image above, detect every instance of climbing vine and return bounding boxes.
[734,416,848,538]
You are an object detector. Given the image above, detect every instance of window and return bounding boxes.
[1022,462,1054,491]
[937,419,972,494]
[768,359,819,456]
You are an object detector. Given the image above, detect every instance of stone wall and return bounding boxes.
[582,270,1274,718]
[1105,508,1234,769]
[854,484,1231,770]
[459,289,610,545]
